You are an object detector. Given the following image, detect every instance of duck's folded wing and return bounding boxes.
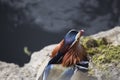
[41,61,89,80]
[38,65,52,80]
[58,67,75,80]
[41,65,75,80]
[42,65,54,80]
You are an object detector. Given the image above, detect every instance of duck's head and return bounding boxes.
[64,29,84,49]
[49,29,86,66]
[62,29,86,67]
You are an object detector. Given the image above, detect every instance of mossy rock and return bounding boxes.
[97,37,108,45]
[82,37,108,48]
[81,37,120,69]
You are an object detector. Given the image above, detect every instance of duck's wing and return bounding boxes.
[42,64,69,80]
[42,65,75,80]
[58,67,75,80]
[41,60,89,80]
[42,65,53,80]
[58,60,89,80]
[71,60,97,80]
[37,63,52,80]
[42,50,65,80]
[70,60,89,80]
[41,56,89,80]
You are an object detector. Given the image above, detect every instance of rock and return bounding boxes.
[0,27,120,80]
[0,61,20,80]
[0,44,56,80]
[91,64,120,80]
[22,44,56,80]
[91,26,120,46]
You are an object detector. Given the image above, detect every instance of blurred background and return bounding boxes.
[0,0,120,66]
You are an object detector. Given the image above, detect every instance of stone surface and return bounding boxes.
[0,45,56,80]
[0,27,120,80]
[0,61,20,80]
[21,44,56,80]
[91,26,120,46]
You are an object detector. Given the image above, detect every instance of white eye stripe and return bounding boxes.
[75,32,80,40]
[69,32,80,48]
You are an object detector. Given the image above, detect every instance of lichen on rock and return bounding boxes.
[82,37,120,66]
[82,26,120,64]
[81,28,120,80]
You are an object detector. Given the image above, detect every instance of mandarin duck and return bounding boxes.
[40,29,89,80]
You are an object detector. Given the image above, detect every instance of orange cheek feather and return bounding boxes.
[50,44,61,58]
[50,40,64,58]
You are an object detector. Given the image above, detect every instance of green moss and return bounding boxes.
[97,37,108,46]
[81,37,120,68]
[82,37,98,48]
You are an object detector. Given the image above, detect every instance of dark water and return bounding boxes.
[0,3,66,66]
[0,0,119,66]
[0,26,65,66]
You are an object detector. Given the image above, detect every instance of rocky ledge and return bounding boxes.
[0,26,120,80]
